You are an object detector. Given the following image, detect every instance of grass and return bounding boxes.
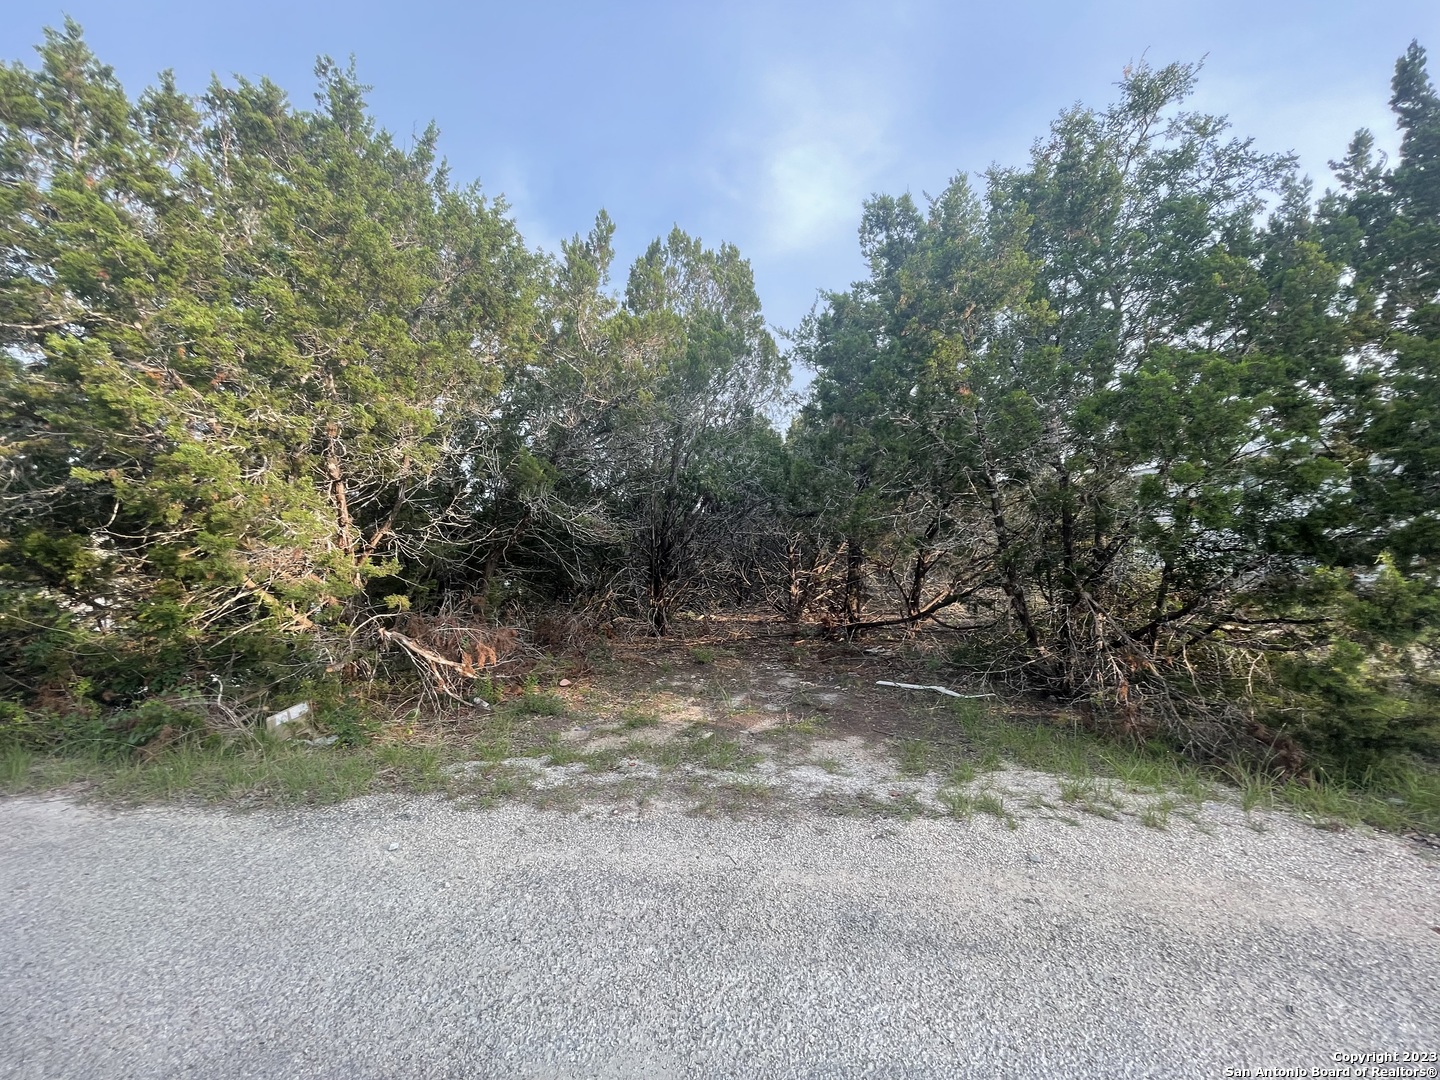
[0,738,460,807]
[947,762,977,786]
[692,732,758,772]
[888,791,926,818]
[951,696,1440,835]
[1241,761,1440,834]
[631,727,759,773]
[897,739,932,777]
[509,690,568,718]
[792,714,825,735]
[975,791,1019,829]
[778,713,824,737]
[533,735,587,767]
[1140,797,1180,830]
[619,707,661,730]
[2,746,112,793]
[1,746,35,788]
[1056,776,1125,820]
[1222,763,1278,813]
[720,778,776,803]
[582,746,626,772]
[464,763,535,806]
[0,698,569,809]
[1210,761,1433,833]
[939,789,975,819]
[5,663,1437,837]
[584,646,621,677]
[937,783,1017,828]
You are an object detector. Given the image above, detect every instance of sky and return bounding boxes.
[4,1,1439,340]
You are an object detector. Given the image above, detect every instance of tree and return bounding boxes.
[605,228,786,632]
[1289,39,1440,765]
[794,61,1371,762]
[1325,40,1440,567]
[0,25,538,700]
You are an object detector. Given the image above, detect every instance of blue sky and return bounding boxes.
[5,1,1438,337]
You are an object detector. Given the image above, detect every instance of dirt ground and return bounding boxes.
[438,612,1227,831]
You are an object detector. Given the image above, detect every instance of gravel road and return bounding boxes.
[2,793,1437,1079]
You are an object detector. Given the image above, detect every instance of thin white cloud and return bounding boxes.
[713,62,898,259]
[483,153,566,257]
[760,68,892,257]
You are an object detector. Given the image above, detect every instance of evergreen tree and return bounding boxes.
[0,24,537,699]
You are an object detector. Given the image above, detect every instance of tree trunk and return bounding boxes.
[843,536,866,634]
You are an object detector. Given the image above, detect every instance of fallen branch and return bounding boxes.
[378,627,461,670]
[876,680,996,699]
[377,627,492,709]
[835,586,982,635]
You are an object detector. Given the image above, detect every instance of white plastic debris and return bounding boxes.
[875,681,995,699]
[264,701,312,736]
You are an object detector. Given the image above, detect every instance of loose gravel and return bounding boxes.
[2,793,1437,1079]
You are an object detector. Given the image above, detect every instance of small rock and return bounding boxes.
[558,678,572,687]
[387,842,400,852]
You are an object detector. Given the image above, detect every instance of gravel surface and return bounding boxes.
[2,793,1437,1079]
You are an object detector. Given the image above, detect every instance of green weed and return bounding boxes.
[940,789,975,819]
[973,791,1016,827]
[512,691,568,718]
[1,746,35,788]
[619,708,661,730]
[1140,797,1179,830]
[898,739,932,777]
[947,762,977,786]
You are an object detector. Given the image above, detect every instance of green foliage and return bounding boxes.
[0,22,536,703]
[314,700,381,748]
[788,49,1440,772]
[114,698,210,748]
[1264,556,1439,766]
[512,690,568,718]
[0,692,210,756]
[0,698,104,753]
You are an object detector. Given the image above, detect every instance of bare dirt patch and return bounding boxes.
[427,612,1238,832]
